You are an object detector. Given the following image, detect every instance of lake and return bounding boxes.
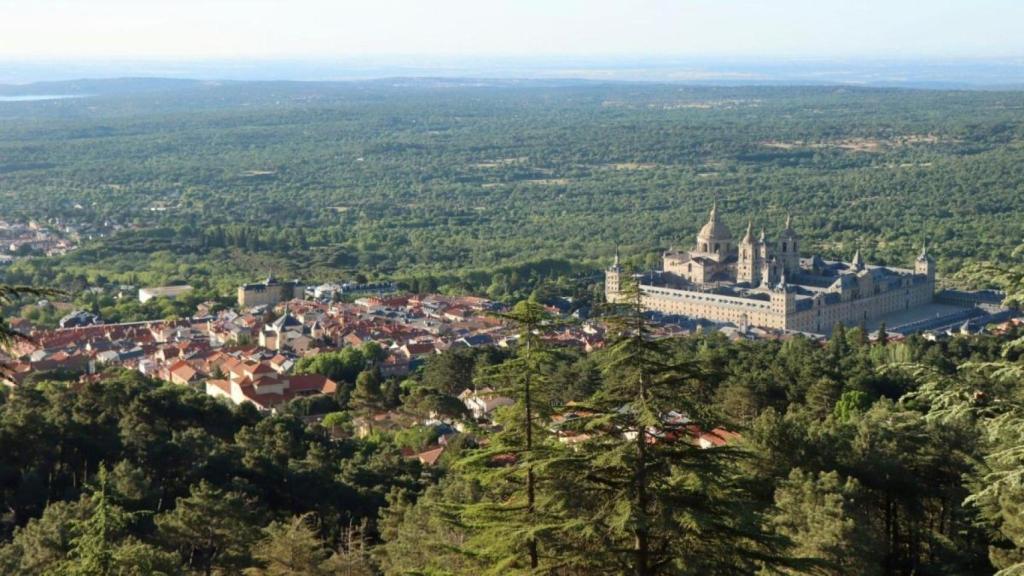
[0,94,84,102]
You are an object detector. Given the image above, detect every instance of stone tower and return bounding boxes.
[915,242,936,282]
[769,272,796,321]
[737,220,759,285]
[757,228,779,287]
[605,249,623,303]
[777,213,800,276]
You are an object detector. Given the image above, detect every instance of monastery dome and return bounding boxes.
[697,203,732,241]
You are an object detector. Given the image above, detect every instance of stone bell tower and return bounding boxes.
[737,220,759,285]
[605,249,623,303]
[915,241,936,282]
[777,213,801,276]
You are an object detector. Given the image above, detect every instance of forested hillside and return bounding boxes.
[2,80,1023,298]
[1,294,1022,574]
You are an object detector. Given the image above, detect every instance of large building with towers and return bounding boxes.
[238,275,299,308]
[605,203,937,334]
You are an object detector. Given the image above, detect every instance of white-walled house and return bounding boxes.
[459,387,514,420]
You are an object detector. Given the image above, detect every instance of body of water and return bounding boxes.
[0,94,84,102]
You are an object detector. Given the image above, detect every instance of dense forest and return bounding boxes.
[2,80,1024,301]
[0,286,1022,574]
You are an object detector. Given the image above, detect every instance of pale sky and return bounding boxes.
[1,0,1022,60]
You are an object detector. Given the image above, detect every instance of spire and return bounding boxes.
[613,246,620,267]
[708,199,719,223]
[741,220,754,243]
[852,249,865,271]
[775,271,791,292]
[780,212,798,238]
[917,240,931,261]
[758,227,766,243]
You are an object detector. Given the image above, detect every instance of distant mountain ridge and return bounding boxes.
[3,57,1024,90]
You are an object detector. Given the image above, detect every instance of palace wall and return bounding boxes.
[638,285,786,329]
[785,279,934,333]
[631,276,935,334]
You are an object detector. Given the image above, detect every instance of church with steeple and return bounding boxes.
[606,203,937,334]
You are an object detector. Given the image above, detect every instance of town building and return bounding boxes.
[205,360,336,411]
[459,387,514,420]
[139,285,193,303]
[237,275,299,308]
[59,310,102,328]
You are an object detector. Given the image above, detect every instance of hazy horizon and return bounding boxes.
[5,1,1024,87]
[3,55,1024,88]
[3,1,1023,61]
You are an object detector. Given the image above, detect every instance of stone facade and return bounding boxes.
[606,205,937,335]
[237,276,298,308]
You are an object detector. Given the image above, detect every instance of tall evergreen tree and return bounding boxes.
[64,468,123,576]
[60,467,179,576]
[155,481,260,576]
[551,273,785,575]
[349,368,385,434]
[897,342,1024,575]
[764,469,881,575]
[245,513,374,576]
[877,322,888,346]
[456,299,568,572]
[244,514,330,576]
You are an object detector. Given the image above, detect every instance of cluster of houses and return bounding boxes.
[0,219,79,263]
[353,386,743,467]
[35,276,969,465]
[2,293,606,411]
[305,281,398,302]
[10,278,1014,468]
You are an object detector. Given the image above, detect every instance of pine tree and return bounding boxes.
[455,299,568,573]
[65,468,123,576]
[0,500,88,575]
[805,377,843,419]
[891,345,1024,574]
[827,322,848,371]
[349,369,385,434]
[549,273,785,575]
[244,514,329,576]
[379,483,487,575]
[60,466,180,576]
[971,410,1024,574]
[764,469,882,575]
[156,481,260,576]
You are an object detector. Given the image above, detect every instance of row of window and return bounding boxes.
[643,287,774,311]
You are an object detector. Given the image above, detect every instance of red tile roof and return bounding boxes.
[417,445,446,466]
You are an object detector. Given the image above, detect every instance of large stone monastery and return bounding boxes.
[605,203,936,334]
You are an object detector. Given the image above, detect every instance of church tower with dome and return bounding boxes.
[661,203,804,290]
[605,201,938,335]
[663,202,738,285]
